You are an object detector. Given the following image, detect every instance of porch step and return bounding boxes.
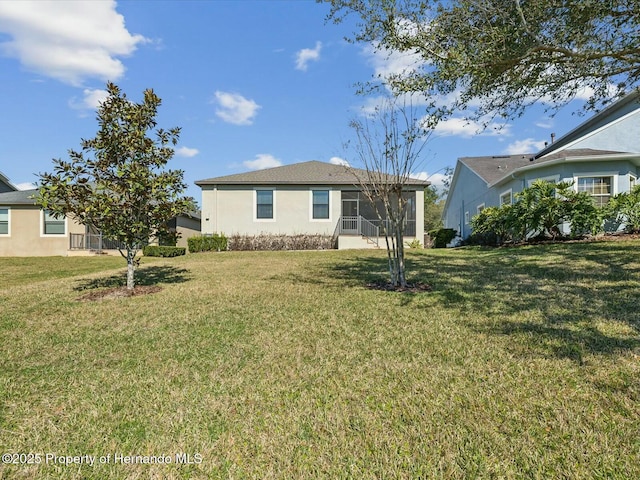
[337,235,381,250]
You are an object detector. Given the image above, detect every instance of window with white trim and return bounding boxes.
[255,189,274,219]
[43,210,66,235]
[464,211,470,224]
[576,176,612,207]
[500,189,512,205]
[477,203,485,214]
[0,208,8,235]
[312,189,330,219]
[630,174,637,191]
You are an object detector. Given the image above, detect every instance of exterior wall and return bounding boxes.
[0,206,84,256]
[497,160,638,197]
[0,180,14,193]
[449,159,639,239]
[201,185,342,237]
[175,216,201,248]
[201,185,426,242]
[443,165,491,238]
[543,101,640,154]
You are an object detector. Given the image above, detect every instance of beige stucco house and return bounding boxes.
[0,173,200,256]
[195,161,429,249]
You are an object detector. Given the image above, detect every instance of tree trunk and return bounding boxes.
[126,249,136,290]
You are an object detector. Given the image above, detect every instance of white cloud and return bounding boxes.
[243,154,282,171]
[502,138,547,155]
[213,91,260,126]
[410,171,448,194]
[363,43,425,82]
[431,117,510,138]
[69,88,108,113]
[410,171,429,181]
[0,0,146,86]
[329,156,349,166]
[295,41,322,71]
[15,182,36,190]
[175,146,199,158]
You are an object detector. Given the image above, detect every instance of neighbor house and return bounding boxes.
[195,161,429,249]
[0,176,201,256]
[443,91,640,239]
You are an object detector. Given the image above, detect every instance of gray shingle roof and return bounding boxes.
[0,188,37,205]
[461,148,629,185]
[195,160,430,187]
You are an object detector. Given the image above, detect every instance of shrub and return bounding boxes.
[469,181,607,245]
[564,191,602,237]
[606,185,640,233]
[188,234,228,253]
[470,205,514,245]
[405,238,423,249]
[428,228,457,248]
[143,246,186,257]
[228,234,334,251]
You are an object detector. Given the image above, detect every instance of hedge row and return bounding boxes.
[228,234,334,251]
[143,246,186,257]
[188,234,228,253]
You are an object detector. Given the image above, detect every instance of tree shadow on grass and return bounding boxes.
[74,265,191,291]
[326,244,640,361]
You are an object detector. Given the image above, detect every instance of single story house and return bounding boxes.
[195,160,429,249]
[0,176,201,256]
[443,91,640,239]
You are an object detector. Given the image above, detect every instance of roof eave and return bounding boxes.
[489,152,640,188]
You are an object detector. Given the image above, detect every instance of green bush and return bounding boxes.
[143,246,186,257]
[468,180,605,245]
[428,228,457,248]
[187,234,228,253]
[606,185,640,233]
[405,238,423,249]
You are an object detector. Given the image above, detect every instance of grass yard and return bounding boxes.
[1,241,639,479]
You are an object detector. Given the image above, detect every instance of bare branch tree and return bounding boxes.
[347,97,430,287]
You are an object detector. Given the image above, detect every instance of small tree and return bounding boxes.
[424,184,444,231]
[347,98,429,288]
[37,83,195,290]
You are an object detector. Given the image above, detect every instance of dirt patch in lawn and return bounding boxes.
[77,285,162,301]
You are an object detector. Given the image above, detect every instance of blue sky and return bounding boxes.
[0,0,591,202]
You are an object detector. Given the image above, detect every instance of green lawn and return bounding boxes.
[1,242,639,479]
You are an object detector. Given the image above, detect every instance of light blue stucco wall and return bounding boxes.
[443,164,492,238]
[446,159,640,239]
[569,109,640,152]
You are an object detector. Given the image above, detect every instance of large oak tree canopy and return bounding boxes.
[325,0,640,122]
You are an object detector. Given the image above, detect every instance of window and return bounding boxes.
[464,211,470,224]
[631,174,637,191]
[312,190,330,219]
[0,208,8,235]
[43,210,65,235]
[500,190,512,205]
[256,190,274,219]
[577,176,612,207]
[477,203,485,214]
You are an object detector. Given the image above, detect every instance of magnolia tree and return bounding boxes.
[347,98,429,287]
[37,83,195,290]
